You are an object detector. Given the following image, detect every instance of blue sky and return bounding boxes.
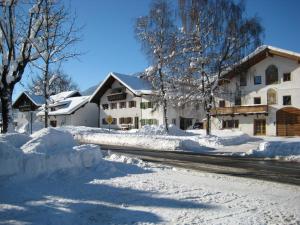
[14,0,300,99]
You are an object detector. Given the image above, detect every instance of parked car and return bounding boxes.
[193,122,203,129]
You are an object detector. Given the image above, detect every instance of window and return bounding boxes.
[219,100,225,107]
[141,119,158,126]
[254,97,261,105]
[235,96,241,106]
[254,75,262,85]
[110,103,117,109]
[265,65,278,85]
[102,118,108,125]
[102,104,109,110]
[283,96,291,105]
[119,117,132,124]
[222,120,239,129]
[112,118,117,125]
[140,102,153,109]
[119,102,126,109]
[129,101,136,108]
[267,89,277,105]
[172,119,176,125]
[240,73,247,86]
[283,73,291,82]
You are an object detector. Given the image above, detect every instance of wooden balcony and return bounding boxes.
[107,92,127,101]
[211,105,268,116]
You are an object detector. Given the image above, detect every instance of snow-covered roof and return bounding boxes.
[37,96,90,116]
[49,90,80,103]
[90,72,153,103]
[13,91,45,107]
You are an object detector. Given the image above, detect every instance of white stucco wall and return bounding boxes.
[48,102,98,127]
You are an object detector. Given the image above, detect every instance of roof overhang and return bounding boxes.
[222,46,300,79]
[89,72,143,104]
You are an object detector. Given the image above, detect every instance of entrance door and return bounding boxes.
[180,117,193,130]
[277,107,300,136]
[134,117,139,129]
[254,119,266,135]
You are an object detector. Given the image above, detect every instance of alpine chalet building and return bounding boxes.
[211,45,300,136]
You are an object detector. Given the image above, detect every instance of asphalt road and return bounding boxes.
[98,145,300,186]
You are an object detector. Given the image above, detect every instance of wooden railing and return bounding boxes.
[211,105,268,115]
[107,93,127,101]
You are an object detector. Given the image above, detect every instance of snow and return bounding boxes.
[0,128,102,178]
[245,138,300,162]
[67,125,256,152]
[1,128,300,224]
[0,149,299,224]
[49,90,80,103]
[48,96,89,116]
[15,119,44,134]
[62,125,300,161]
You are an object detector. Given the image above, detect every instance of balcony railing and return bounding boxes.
[211,105,268,116]
[107,92,127,101]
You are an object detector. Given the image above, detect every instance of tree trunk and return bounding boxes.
[44,63,49,128]
[158,67,168,132]
[206,110,211,136]
[1,88,14,133]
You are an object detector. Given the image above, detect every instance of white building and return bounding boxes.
[211,45,300,136]
[89,72,204,130]
[37,91,98,127]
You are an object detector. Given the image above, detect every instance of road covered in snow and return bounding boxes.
[0,128,300,224]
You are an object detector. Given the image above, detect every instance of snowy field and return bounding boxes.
[0,128,299,224]
[62,125,300,162]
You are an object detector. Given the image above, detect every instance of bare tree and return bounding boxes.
[28,69,79,96]
[135,0,178,131]
[176,0,263,135]
[0,0,49,133]
[30,0,80,128]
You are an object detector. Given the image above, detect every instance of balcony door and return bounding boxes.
[254,119,266,135]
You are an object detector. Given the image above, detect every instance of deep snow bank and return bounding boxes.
[246,141,300,162]
[72,125,255,152]
[0,128,103,178]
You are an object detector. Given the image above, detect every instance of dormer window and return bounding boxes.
[265,65,279,85]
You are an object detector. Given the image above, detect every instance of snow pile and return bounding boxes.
[0,133,28,177]
[0,128,103,178]
[75,132,181,151]
[246,140,300,162]
[16,120,43,134]
[106,153,148,168]
[22,128,77,153]
[137,124,187,136]
[0,133,31,148]
[138,124,188,136]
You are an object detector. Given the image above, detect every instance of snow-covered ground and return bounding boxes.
[1,128,299,224]
[61,125,300,162]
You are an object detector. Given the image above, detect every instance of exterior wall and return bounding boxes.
[99,80,204,129]
[48,103,98,127]
[213,55,300,136]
